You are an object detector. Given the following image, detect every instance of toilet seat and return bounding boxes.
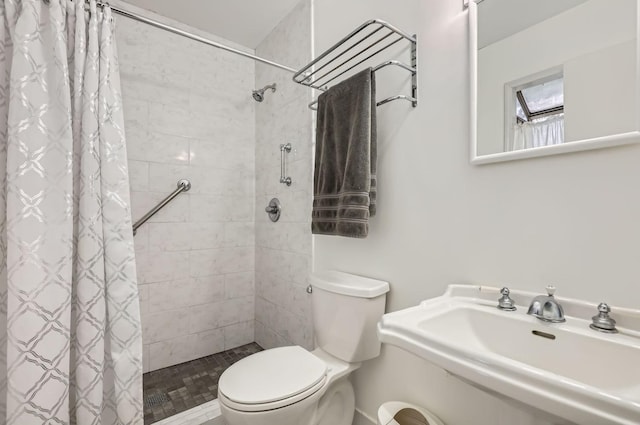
[219,346,328,412]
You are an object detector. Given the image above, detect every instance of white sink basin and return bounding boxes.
[378,285,640,425]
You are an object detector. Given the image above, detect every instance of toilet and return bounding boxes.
[218,270,390,425]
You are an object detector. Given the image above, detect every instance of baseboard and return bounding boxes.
[353,408,376,425]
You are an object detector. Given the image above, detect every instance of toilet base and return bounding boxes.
[315,378,355,425]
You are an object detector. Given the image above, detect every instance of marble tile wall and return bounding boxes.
[254,0,315,350]
[116,15,256,372]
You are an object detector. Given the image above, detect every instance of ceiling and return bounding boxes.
[478,0,588,48]
[120,0,303,49]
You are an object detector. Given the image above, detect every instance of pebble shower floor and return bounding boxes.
[143,343,263,424]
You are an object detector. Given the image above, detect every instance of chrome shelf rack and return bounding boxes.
[293,19,417,111]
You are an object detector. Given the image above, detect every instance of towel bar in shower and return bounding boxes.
[293,19,417,111]
[132,179,191,235]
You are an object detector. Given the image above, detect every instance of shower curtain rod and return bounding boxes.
[105,3,297,73]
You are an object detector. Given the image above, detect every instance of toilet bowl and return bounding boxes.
[218,270,390,425]
[219,346,358,425]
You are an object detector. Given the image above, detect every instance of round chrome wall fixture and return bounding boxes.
[265,198,281,222]
[177,179,192,192]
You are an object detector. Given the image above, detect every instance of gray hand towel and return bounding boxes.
[312,68,377,238]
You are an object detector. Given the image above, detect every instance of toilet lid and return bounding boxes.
[219,346,328,405]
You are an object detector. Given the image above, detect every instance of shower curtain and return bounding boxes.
[0,0,142,424]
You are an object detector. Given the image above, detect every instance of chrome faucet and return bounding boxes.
[527,286,566,323]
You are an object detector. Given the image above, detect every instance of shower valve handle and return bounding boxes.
[265,198,281,222]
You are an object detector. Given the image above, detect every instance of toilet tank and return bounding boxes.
[310,270,390,363]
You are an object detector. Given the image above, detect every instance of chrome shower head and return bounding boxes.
[252,91,264,102]
[252,83,276,102]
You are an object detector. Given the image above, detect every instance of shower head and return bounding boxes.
[252,83,276,102]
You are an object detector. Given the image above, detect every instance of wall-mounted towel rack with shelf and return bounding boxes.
[293,19,417,111]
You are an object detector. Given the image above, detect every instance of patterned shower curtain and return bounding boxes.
[0,0,143,424]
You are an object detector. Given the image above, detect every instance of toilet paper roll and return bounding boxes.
[393,408,431,425]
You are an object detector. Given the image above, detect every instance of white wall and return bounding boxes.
[564,40,636,142]
[117,11,256,372]
[477,0,636,155]
[478,0,588,48]
[313,0,640,423]
[254,0,315,350]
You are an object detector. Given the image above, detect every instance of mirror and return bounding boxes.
[470,0,640,164]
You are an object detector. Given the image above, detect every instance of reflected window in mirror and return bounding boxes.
[507,72,565,152]
[470,0,640,164]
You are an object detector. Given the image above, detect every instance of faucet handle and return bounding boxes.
[546,285,556,296]
[590,303,618,334]
[497,287,516,311]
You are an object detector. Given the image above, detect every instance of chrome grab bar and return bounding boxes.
[280,143,292,186]
[132,179,191,235]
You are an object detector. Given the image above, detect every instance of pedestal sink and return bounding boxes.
[377,285,640,425]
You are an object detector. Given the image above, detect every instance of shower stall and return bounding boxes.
[114,0,314,422]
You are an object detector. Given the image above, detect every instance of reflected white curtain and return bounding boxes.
[508,115,565,152]
[0,0,142,424]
